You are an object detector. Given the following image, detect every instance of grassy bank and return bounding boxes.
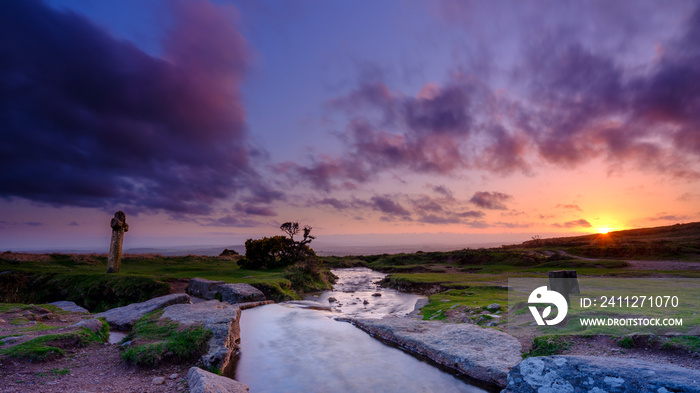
[0,253,303,310]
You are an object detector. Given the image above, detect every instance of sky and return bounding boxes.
[1,0,699,251]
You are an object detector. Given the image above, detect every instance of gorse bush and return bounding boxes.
[241,222,317,270]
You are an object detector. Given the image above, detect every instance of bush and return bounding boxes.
[283,257,337,293]
[242,235,316,270]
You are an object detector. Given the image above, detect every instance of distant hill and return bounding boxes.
[125,245,245,256]
[515,222,700,260]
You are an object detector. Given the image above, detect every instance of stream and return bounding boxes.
[232,267,486,393]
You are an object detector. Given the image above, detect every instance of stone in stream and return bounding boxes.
[343,316,521,388]
[187,367,249,393]
[97,293,190,330]
[161,300,242,372]
[187,278,227,300]
[503,355,700,393]
[186,278,266,304]
[106,211,128,273]
[217,283,265,304]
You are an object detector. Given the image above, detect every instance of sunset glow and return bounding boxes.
[1,1,699,251]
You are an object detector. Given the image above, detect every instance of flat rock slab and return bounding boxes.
[97,293,190,330]
[345,316,521,387]
[161,300,241,371]
[49,301,89,314]
[187,367,249,393]
[218,283,265,304]
[187,278,226,300]
[504,355,700,393]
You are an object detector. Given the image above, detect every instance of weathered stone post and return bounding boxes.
[107,211,128,273]
[548,270,580,305]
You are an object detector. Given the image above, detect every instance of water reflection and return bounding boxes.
[234,268,485,393]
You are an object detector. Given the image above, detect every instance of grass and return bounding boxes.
[121,310,212,367]
[663,336,700,353]
[0,324,108,361]
[523,336,572,358]
[420,287,508,321]
[0,253,303,309]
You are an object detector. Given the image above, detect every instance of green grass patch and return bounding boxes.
[121,310,212,367]
[617,336,634,349]
[523,336,572,358]
[0,326,107,361]
[663,336,700,353]
[420,287,508,321]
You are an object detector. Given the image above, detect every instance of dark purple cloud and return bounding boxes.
[469,191,511,210]
[552,219,592,228]
[233,203,277,217]
[0,0,278,215]
[290,3,700,191]
[370,196,411,217]
[432,185,454,199]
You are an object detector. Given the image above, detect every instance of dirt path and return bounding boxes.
[0,343,189,392]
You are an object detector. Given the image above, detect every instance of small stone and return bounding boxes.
[371,293,382,297]
[152,377,165,385]
[363,300,369,305]
[169,373,178,379]
[328,297,338,303]
[486,303,501,311]
[0,318,6,324]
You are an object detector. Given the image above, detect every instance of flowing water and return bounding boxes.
[233,268,486,393]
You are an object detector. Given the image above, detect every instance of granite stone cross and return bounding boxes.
[107,211,128,273]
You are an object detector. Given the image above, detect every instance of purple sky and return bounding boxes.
[1,0,699,251]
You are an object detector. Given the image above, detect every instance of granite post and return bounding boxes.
[107,211,128,273]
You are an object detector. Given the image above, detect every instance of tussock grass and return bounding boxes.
[121,310,212,367]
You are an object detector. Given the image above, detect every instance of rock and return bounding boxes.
[503,356,700,393]
[97,293,190,330]
[237,300,274,310]
[372,293,382,297]
[345,316,521,387]
[152,377,165,385]
[161,300,241,372]
[187,367,249,393]
[284,301,332,311]
[328,297,338,303]
[0,318,6,324]
[169,373,179,379]
[72,318,106,333]
[486,303,501,312]
[50,301,89,314]
[217,283,266,304]
[363,300,370,305]
[187,278,226,300]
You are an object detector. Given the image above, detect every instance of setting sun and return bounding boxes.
[597,227,610,234]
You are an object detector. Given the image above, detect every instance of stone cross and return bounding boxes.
[107,211,129,273]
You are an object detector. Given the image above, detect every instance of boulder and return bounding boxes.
[345,316,521,387]
[161,300,241,372]
[187,278,227,300]
[97,293,190,330]
[49,301,89,314]
[187,367,249,393]
[503,356,700,393]
[217,283,265,304]
[486,303,501,312]
[71,318,105,333]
